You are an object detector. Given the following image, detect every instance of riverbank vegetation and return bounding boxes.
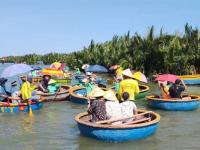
[1,24,200,76]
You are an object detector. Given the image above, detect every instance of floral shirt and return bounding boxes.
[88,99,108,122]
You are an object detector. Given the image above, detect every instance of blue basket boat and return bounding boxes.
[69,85,150,105]
[147,95,200,111]
[182,78,200,85]
[69,86,89,104]
[0,100,43,113]
[179,75,200,85]
[75,110,160,142]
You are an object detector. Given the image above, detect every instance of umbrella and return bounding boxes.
[86,65,108,73]
[109,65,118,70]
[39,68,64,77]
[133,72,148,83]
[155,74,180,83]
[50,62,62,70]
[1,64,33,78]
[31,66,42,70]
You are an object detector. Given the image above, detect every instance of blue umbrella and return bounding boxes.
[1,64,33,78]
[31,66,42,70]
[86,65,108,73]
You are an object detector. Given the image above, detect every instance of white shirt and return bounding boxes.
[105,101,122,119]
[120,101,137,118]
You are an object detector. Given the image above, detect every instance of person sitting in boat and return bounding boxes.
[169,79,188,99]
[87,87,108,122]
[75,67,81,76]
[20,75,40,103]
[0,78,20,102]
[0,78,9,102]
[120,92,137,123]
[159,83,171,99]
[82,77,95,95]
[38,74,51,93]
[104,90,122,124]
[114,76,121,93]
[118,69,140,101]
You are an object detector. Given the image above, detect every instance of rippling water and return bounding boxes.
[0,63,200,150]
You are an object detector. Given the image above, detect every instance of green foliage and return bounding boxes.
[1,24,200,75]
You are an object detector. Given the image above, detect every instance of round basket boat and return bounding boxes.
[146,95,200,111]
[0,100,43,113]
[69,85,150,105]
[135,85,150,99]
[32,77,71,84]
[69,86,89,104]
[37,85,71,102]
[179,75,200,85]
[75,110,160,142]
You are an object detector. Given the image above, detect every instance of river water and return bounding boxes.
[0,63,200,150]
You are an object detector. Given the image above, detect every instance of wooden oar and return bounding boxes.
[109,117,151,127]
[49,86,62,103]
[96,111,152,124]
[28,100,33,117]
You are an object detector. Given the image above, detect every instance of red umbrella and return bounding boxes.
[155,74,180,83]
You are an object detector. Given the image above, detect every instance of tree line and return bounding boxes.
[1,23,200,76]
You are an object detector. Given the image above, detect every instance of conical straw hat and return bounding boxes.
[103,90,118,101]
[88,87,105,98]
[122,68,133,78]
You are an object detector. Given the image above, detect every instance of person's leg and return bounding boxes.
[30,95,40,102]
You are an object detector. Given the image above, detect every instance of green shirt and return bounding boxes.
[85,82,94,94]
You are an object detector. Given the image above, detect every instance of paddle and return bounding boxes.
[49,86,62,103]
[28,100,33,117]
[109,117,151,127]
[96,111,152,124]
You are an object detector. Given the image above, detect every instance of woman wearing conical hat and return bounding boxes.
[87,87,108,122]
[118,69,140,101]
[104,90,122,124]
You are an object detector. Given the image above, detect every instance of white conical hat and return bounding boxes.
[103,90,118,101]
[122,68,133,78]
[88,87,105,98]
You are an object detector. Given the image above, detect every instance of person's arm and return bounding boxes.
[88,101,95,114]
[38,83,46,92]
[135,82,140,94]
[132,102,137,115]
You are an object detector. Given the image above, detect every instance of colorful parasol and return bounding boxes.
[39,68,64,77]
[155,74,180,83]
[132,71,148,83]
[50,62,62,70]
